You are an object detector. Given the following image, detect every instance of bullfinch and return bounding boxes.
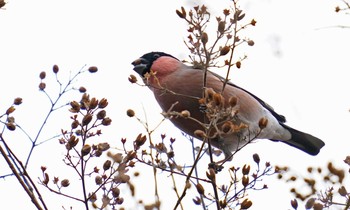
[131,52,325,161]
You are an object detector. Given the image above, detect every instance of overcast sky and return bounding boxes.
[1,0,350,209]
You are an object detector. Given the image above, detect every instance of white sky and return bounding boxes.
[1,0,350,209]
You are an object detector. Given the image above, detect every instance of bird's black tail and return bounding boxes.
[271,124,325,156]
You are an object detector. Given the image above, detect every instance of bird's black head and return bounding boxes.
[131,52,178,77]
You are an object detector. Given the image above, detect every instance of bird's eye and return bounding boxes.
[153,54,160,59]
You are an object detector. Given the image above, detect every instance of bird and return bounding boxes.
[131,51,325,162]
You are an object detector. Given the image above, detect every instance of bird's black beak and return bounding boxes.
[131,58,149,76]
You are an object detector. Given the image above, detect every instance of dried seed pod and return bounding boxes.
[201,32,208,45]
[102,117,112,126]
[258,117,268,129]
[88,66,98,73]
[79,86,87,93]
[103,160,112,171]
[196,183,205,195]
[82,114,93,126]
[95,176,102,185]
[39,71,46,79]
[218,21,226,34]
[126,109,135,117]
[128,74,138,83]
[98,98,108,108]
[53,64,59,73]
[194,130,206,139]
[13,97,23,105]
[242,164,250,175]
[97,110,106,119]
[240,199,252,209]
[252,153,260,164]
[220,46,230,56]
[81,144,91,156]
[6,123,16,131]
[242,175,249,187]
[180,110,190,118]
[39,82,46,90]
[61,179,70,187]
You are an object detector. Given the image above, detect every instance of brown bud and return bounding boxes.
[81,144,91,156]
[206,168,216,181]
[290,199,298,209]
[82,114,93,126]
[95,176,103,185]
[79,86,87,93]
[236,61,241,69]
[176,7,186,19]
[242,175,249,187]
[242,164,250,175]
[194,130,206,139]
[71,120,79,129]
[43,173,49,185]
[305,198,315,209]
[69,101,80,113]
[103,160,112,171]
[193,197,201,205]
[6,123,16,131]
[240,199,252,209]
[180,110,190,118]
[229,96,238,107]
[13,97,23,105]
[128,74,138,83]
[213,93,223,107]
[126,109,135,117]
[196,183,205,195]
[258,117,268,129]
[253,153,260,164]
[134,133,147,149]
[338,186,347,196]
[201,32,208,45]
[66,135,79,150]
[39,82,46,90]
[61,179,70,187]
[96,110,106,120]
[220,46,230,56]
[102,117,112,126]
[89,97,98,109]
[88,66,98,73]
[41,166,47,172]
[39,71,46,79]
[219,199,227,208]
[98,142,110,152]
[0,0,6,9]
[218,21,226,34]
[98,98,108,108]
[6,106,15,115]
[111,187,120,198]
[53,64,59,73]
[247,40,255,46]
[313,203,324,210]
